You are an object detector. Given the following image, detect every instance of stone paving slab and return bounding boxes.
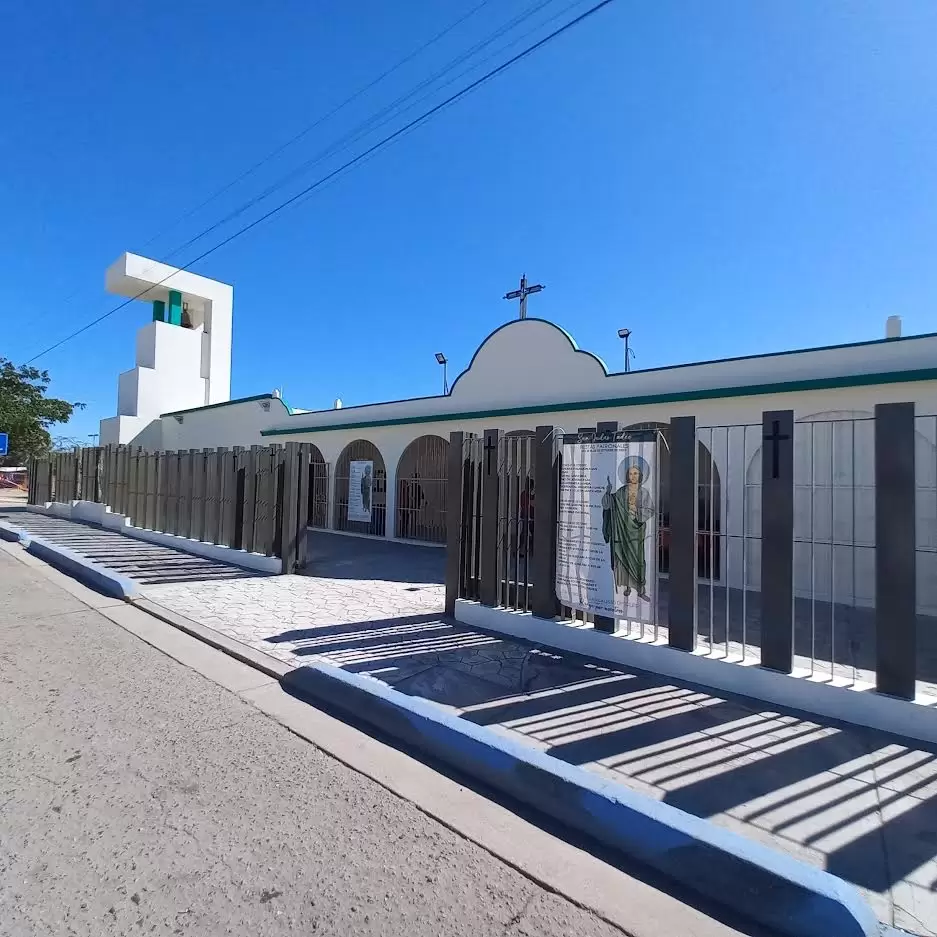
[142,572,937,936]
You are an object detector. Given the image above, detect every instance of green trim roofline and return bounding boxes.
[162,393,293,419]
[260,367,937,437]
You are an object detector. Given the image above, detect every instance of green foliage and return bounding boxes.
[0,358,83,464]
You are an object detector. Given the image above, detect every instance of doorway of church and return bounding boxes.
[395,435,449,544]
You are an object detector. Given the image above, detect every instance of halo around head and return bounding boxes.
[619,455,650,485]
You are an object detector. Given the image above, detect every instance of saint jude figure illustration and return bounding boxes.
[601,455,654,602]
[360,463,373,511]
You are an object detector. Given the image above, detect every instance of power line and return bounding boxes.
[158,0,564,265]
[25,0,496,336]
[139,0,497,251]
[26,0,617,365]
[291,0,594,215]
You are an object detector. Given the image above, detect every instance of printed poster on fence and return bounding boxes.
[347,460,374,523]
[556,434,658,622]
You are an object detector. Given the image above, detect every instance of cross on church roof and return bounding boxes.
[503,274,544,319]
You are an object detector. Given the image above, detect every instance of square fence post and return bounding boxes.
[445,432,465,616]
[668,415,697,651]
[295,444,311,568]
[220,448,238,547]
[875,402,917,699]
[594,420,619,634]
[532,425,559,620]
[213,448,230,543]
[243,446,259,552]
[479,428,502,607]
[278,442,301,571]
[761,410,795,673]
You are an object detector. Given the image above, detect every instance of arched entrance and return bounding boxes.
[306,443,328,528]
[334,440,386,536]
[395,435,449,543]
[622,422,721,580]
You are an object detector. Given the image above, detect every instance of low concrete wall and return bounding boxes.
[282,663,879,937]
[122,525,280,574]
[28,501,280,574]
[456,600,937,747]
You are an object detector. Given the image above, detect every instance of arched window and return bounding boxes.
[334,440,386,536]
[395,435,449,543]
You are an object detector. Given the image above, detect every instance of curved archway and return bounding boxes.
[395,435,449,543]
[306,443,329,528]
[334,439,387,536]
[621,422,721,580]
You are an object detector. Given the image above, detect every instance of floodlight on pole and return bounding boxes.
[435,352,449,394]
[617,328,634,372]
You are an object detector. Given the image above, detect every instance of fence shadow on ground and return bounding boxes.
[3,515,259,585]
[270,607,937,901]
[464,653,937,900]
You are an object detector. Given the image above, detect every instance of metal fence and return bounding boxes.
[457,433,534,612]
[447,404,925,701]
[309,457,330,529]
[333,439,387,536]
[694,424,762,662]
[27,443,315,569]
[395,434,448,544]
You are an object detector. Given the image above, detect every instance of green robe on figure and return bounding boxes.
[601,480,653,596]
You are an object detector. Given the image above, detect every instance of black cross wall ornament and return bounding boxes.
[763,419,790,480]
[484,435,498,475]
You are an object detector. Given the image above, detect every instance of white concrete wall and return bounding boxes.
[156,395,291,452]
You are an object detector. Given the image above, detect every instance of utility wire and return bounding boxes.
[289,0,593,215]
[25,0,495,334]
[159,0,563,265]
[139,0,496,251]
[26,0,616,365]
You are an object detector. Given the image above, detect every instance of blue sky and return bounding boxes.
[3,0,936,440]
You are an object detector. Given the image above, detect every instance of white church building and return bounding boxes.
[99,253,937,614]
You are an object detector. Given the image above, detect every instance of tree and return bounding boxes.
[0,358,83,465]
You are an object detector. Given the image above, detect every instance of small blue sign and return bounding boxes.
[0,433,7,457]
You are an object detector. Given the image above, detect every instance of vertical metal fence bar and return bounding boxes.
[851,419,858,685]
[723,427,730,657]
[810,421,817,678]
[830,422,836,680]
[498,439,508,608]
[243,446,258,552]
[741,425,748,660]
